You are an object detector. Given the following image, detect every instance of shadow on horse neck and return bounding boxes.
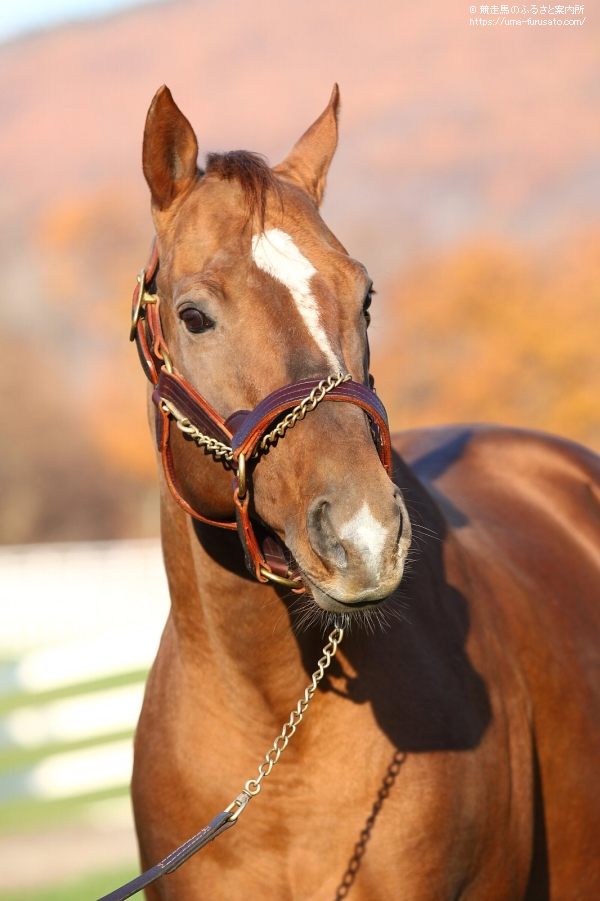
[283,445,493,755]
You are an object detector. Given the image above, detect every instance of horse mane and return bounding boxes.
[204,150,281,229]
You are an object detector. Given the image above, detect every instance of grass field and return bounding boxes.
[2,865,140,901]
[0,667,147,834]
[0,541,168,896]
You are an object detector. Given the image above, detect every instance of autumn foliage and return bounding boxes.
[376,233,600,450]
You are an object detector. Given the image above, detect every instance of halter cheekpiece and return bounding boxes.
[130,238,393,591]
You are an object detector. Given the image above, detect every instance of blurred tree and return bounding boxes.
[0,187,157,545]
[35,186,157,483]
[0,329,157,544]
[376,232,600,451]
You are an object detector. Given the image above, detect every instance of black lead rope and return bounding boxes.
[96,809,237,901]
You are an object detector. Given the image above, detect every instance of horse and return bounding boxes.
[129,85,600,900]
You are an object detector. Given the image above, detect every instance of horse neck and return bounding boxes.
[159,495,319,718]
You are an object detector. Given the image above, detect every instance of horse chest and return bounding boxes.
[133,638,533,901]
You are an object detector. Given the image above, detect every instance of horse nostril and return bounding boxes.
[392,489,404,538]
[307,497,347,570]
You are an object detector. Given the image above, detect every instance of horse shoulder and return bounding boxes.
[394,422,600,693]
[394,422,600,534]
[394,423,600,895]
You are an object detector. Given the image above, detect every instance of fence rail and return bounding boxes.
[0,540,169,824]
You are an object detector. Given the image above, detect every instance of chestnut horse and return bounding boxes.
[131,85,600,900]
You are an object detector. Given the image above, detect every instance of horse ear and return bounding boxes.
[143,86,199,211]
[274,85,340,207]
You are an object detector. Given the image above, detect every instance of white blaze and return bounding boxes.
[338,503,390,576]
[251,228,340,371]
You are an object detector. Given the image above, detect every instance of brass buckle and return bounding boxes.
[237,453,247,500]
[259,566,305,590]
[130,268,158,342]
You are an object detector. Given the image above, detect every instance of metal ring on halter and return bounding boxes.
[237,453,247,500]
[130,269,158,342]
[259,566,304,589]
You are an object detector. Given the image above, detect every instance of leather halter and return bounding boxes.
[131,238,393,590]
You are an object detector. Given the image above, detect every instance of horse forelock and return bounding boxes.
[204,150,281,229]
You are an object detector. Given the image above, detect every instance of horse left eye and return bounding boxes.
[180,308,213,333]
[363,288,373,327]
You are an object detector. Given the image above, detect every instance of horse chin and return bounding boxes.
[300,563,408,614]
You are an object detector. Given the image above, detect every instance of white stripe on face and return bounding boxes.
[251,228,341,371]
[338,502,390,578]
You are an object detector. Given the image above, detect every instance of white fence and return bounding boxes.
[0,540,170,811]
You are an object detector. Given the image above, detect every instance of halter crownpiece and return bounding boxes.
[130,238,393,591]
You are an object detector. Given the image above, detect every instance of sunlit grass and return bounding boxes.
[0,667,147,832]
[1,864,139,901]
[0,785,131,833]
[0,667,148,715]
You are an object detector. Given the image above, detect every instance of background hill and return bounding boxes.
[1,0,599,543]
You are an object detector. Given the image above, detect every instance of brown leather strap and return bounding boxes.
[154,370,232,445]
[156,404,237,530]
[132,239,162,384]
[234,485,269,581]
[150,371,237,529]
[233,486,305,592]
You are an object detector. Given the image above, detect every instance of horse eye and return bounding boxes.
[180,308,213,334]
[363,287,374,327]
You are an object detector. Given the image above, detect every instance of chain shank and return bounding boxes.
[243,624,344,796]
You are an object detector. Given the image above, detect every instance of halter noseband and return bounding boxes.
[130,239,393,592]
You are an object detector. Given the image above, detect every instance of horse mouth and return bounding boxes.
[300,568,406,613]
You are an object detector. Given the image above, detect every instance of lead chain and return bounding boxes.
[225,623,345,821]
[244,623,344,796]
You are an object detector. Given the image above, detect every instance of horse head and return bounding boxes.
[139,85,411,613]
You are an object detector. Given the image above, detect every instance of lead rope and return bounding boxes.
[97,621,345,901]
